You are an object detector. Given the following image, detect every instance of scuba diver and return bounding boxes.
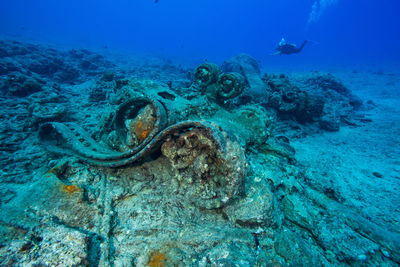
[272,38,308,55]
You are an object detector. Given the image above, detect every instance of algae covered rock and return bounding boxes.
[224,178,275,228]
[0,225,91,266]
[200,242,257,266]
[264,73,325,122]
[89,78,116,102]
[305,72,350,95]
[263,72,363,131]
[0,160,105,266]
[125,104,157,148]
[274,229,328,266]
[28,102,67,128]
[2,73,44,97]
[16,79,43,96]
[0,40,114,87]
[259,136,296,161]
[320,111,341,131]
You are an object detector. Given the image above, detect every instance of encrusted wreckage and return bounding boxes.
[2,40,398,266]
[39,95,247,209]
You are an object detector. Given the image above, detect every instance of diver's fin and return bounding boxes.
[270,51,281,56]
[306,40,320,45]
[297,41,308,52]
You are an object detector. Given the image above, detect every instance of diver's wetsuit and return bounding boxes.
[274,40,308,55]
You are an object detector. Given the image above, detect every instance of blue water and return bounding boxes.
[1,0,399,68]
[1,1,400,265]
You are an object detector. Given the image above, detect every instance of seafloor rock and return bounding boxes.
[306,72,350,95]
[27,57,61,75]
[263,72,363,131]
[0,225,90,266]
[89,78,114,102]
[53,67,80,83]
[0,160,105,265]
[0,92,50,183]
[224,178,275,228]
[319,108,341,131]
[0,187,16,205]
[22,169,100,231]
[100,71,115,82]
[27,102,67,128]
[1,72,44,97]
[23,90,69,128]
[259,136,296,162]
[263,73,325,122]
[274,229,328,266]
[0,39,115,87]
[200,242,261,266]
[304,72,363,109]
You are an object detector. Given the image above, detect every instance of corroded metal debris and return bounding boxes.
[38,96,246,208]
[194,63,221,87]
[216,72,245,101]
[194,62,245,102]
[161,121,246,208]
[39,97,168,167]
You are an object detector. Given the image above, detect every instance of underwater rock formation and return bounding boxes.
[263,73,324,122]
[0,72,44,97]
[263,72,363,131]
[305,72,363,108]
[0,40,114,88]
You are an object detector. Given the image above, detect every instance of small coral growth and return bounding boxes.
[62,184,80,194]
[147,251,166,267]
[46,168,57,175]
[44,161,69,178]
[45,167,58,178]
[135,121,151,141]
[125,105,156,147]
